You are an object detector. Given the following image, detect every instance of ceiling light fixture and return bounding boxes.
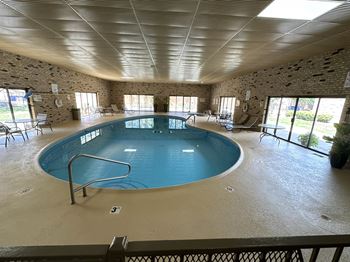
[185,79,198,82]
[258,0,343,20]
[124,149,137,152]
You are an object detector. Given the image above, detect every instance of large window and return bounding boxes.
[124,95,154,111]
[0,88,31,122]
[219,96,236,115]
[264,96,346,154]
[169,96,198,113]
[75,92,98,117]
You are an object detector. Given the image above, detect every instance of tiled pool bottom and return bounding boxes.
[0,114,349,246]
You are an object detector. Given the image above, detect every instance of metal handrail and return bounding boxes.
[68,153,131,204]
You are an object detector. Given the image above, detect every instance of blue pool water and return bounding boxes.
[39,115,241,189]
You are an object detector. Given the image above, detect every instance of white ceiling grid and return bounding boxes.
[0,0,349,83]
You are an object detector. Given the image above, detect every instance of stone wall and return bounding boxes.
[109,82,211,113]
[0,50,110,123]
[212,48,350,124]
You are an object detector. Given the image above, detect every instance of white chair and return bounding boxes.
[35,113,53,134]
[0,122,26,147]
[225,116,258,132]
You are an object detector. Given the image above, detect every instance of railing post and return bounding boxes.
[108,236,128,262]
[68,159,76,205]
[83,187,87,197]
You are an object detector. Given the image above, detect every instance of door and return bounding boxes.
[275,97,297,140]
[264,96,346,154]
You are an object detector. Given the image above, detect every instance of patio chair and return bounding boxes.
[0,122,26,147]
[35,113,53,134]
[225,116,259,132]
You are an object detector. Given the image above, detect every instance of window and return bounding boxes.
[219,97,236,116]
[124,95,154,111]
[169,96,198,113]
[264,96,346,154]
[0,88,31,122]
[75,92,98,117]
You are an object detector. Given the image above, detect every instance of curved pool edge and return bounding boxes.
[34,114,245,192]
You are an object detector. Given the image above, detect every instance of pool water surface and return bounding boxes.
[39,115,241,189]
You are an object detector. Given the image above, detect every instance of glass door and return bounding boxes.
[275,98,297,140]
[168,96,198,112]
[310,98,346,154]
[290,98,319,147]
[264,96,346,154]
[75,92,98,117]
[264,97,281,135]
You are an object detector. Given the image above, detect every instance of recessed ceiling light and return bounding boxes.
[182,149,194,153]
[258,0,343,20]
[124,149,137,152]
[185,79,198,82]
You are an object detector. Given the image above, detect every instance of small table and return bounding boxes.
[258,124,285,145]
[5,119,38,139]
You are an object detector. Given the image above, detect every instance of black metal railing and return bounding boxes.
[1,235,350,262]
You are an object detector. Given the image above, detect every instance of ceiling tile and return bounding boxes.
[193,14,251,30]
[199,0,271,17]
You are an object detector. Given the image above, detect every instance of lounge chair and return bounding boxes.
[217,112,232,126]
[224,116,259,131]
[0,122,26,147]
[111,104,122,114]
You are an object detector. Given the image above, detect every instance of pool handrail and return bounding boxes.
[68,153,132,204]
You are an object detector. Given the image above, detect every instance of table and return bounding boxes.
[258,124,285,145]
[5,118,38,139]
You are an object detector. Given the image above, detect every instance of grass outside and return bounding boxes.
[0,107,31,122]
[267,116,336,138]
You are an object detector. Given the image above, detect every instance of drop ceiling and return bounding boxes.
[0,0,349,84]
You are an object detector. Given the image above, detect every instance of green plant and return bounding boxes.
[295,111,315,121]
[285,110,293,117]
[323,123,350,154]
[298,133,319,147]
[317,113,333,123]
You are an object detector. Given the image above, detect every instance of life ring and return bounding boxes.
[242,102,249,112]
[55,98,63,108]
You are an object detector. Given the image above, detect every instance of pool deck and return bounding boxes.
[0,113,350,246]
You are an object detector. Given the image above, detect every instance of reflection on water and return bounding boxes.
[125,118,154,129]
[80,129,101,145]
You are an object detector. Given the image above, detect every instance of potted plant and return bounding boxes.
[324,123,350,169]
[298,132,319,147]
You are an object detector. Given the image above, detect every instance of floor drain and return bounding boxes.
[17,187,32,195]
[225,186,235,193]
[321,214,331,221]
[110,206,122,215]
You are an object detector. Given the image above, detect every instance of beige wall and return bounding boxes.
[0,50,110,123]
[109,81,212,113]
[212,48,350,125]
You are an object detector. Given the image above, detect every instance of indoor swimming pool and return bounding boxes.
[39,115,241,189]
